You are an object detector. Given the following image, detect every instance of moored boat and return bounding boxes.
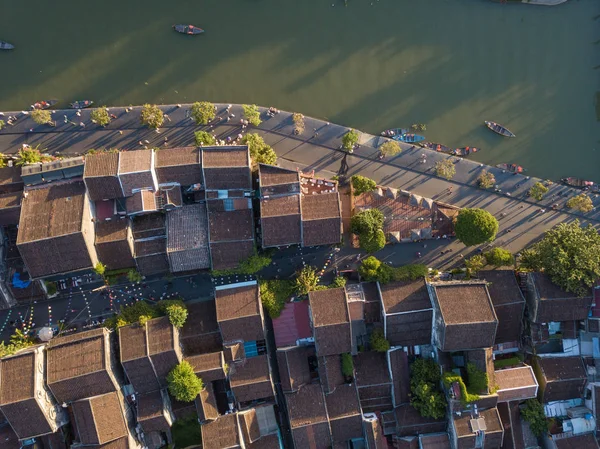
[32,100,58,110]
[381,128,408,138]
[484,121,515,138]
[454,147,479,157]
[70,100,94,109]
[561,177,597,191]
[173,24,204,35]
[423,142,452,154]
[496,163,525,174]
[0,41,14,50]
[394,133,425,143]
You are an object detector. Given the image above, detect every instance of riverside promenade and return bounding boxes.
[1,103,599,270]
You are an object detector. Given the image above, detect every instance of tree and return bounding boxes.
[477,171,495,189]
[292,113,305,135]
[465,254,486,276]
[294,266,320,296]
[410,358,446,419]
[166,304,188,328]
[466,362,488,394]
[15,147,43,166]
[0,153,7,168]
[191,101,215,125]
[330,276,347,289]
[90,107,111,127]
[241,133,277,166]
[238,252,272,274]
[521,399,548,437]
[242,104,261,126]
[140,104,164,129]
[0,120,5,131]
[351,175,377,196]
[167,361,203,402]
[566,193,594,213]
[31,109,52,125]
[361,229,386,253]
[259,280,295,318]
[127,269,143,283]
[93,262,106,277]
[194,130,216,146]
[484,247,514,267]
[434,159,456,180]
[351,209,384,236]
[520,220,600,296]
[359,256,383,281]
[393,264,428,281]
[380,140,401,157]
[454,208,499,246]
[370,328,390,352]
[342,129,359,151]
[528,182,548,201]
[341,353,354,378]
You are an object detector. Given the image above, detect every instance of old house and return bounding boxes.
[354,352,393,413]
[166,204,210,272]
[324,383,364,445]
[286,384,332,449]
[0,191,22,226]
[94,219,135,270]
[71,392,128,446]
[17,181,98,279]
[308,288,352,356]
[276,346,312,394]
[534,356,587,403]
[83,152,124,201]
[186,352,226,383]
[145,317,183,387]
[215,282,265,346]
[300,188,342,247]
[117,150,157,197]
[131,213,169,276]
[154,147,202,187]
[229,354,274,407]
[136,390,174,448]
[494,366,538,403]
[195,383,219,423]
[180,301,223,355]
[449,408,504,449]
[118,324,161,394]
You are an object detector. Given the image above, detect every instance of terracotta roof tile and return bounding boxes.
[201,413,241,449]
[309,288,349,327]
[301,193,341,221]
[286,384,328,428]
[132,213,165,238]
[72,392,127,445]
[302,218,341,247]
[204,168,252,191]
[186,352,226,382]
[180,301,222,355]
[529,272,593,322]
[277,347,311,393]
[386,310,433,347]
[354,352,392,388]
[537,356,586,402]
[155,147,202,186]
[319,355,344,394]
[389,349,410,406]
[261,195,301,217]
[261,215,302,247]
[136,253,170,276]
[238,409,260,444]
[229,355,273,403]
[195,383,218,422]
[209,209,253,242]
[554,434,600,449]
[380,280,431,314]
[202,146,249,168]
[215,284,264,342]
[0,351,35,404]
[259,164,299,187]
[0,166,22,188]
[84,152,119,177]
[137,391,170,433]
[118,150,152,173]
[495,366,538,402]
[395,404,447,436]
[210,240,254,270]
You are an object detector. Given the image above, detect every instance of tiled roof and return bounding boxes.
[453,408,503,447]
[261,195,301,217]
[300,192,342,247]
[186,352,225,382]
[363,416,385,449]
[135,253,170,276]
[201,413,242,449]
[301,193,341,221]
[202,146,249,168]
[132,213,165,238]
[167,204,210,271]
[302,218,341,247]
[480,270,523,306]
[277,347,311,393]
[261,214,302,248]
[395,404,447,436]
[229,355,273,403]
[203,167,252,191]
[137,391,170,433]
[0,192,21,226]
[389,349,410,406]
[309,288,351,356]
[238,409,260,444]
[0,166,22,188]
[529,272,593,323]
[325,384,363,443]
[554,434,600,449]
[0,423,19,449]
[180,301,222,355]
[134,238,166,257]
[495,366,538,402]
[354,352,392,388]
[146,317,181,387]
[72,392,127,445]
[272,300,312,348]
[380,280,431,314]
[84,153,123,200]
[154,147,202,186]
[95,220,135,270]
[537,356,586,402]
[0,351,35,404]
[286,384,329,428]
[208,209,253,242]
[85,152,119,177]
[224,342,245,362]
[247,433,281,449]
[195,383,219,423]
[419,433,450,449]
[386,310,433,347]
[118,324,160,394]
[259,164,299,187]
[95,219,129,243]
[215,284,264,342]
[118,150,152,173]
[210,240,255,271]
[319,355,344,394]
[125,190,155,215]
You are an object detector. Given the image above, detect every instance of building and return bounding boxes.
[300,187,341,247]
[131,213,169,276]
[145,317,183,387]
[83,152,124,201]
[180,301,223,355]
[324,383,364,445]
[94,219,135,270]
[0,191,22,226]
[308,288,352,356]
[276,346,312,394]
[71,392,128,445]
[354,352,393,413]
[118,324,161,394]
[186,352,226,383]
[136,390,174,448]
[286,384,332,449]
[154,147,202,187]
[214,282,265,345]
[534,356,587,403]
[117,150,157,197]
[494,366,538,403]
[229,355,274,406]
[449,408,504,449]
[166,204,210,272]
[17,181,98,279]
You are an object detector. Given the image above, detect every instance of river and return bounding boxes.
[0,0,598,180]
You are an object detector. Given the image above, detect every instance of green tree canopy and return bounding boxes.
[191,101,216,125]
[165,304,188,328]
[167,361,203,402]
[380,140,401,157]
[566,193,594,213]
[520,220,600,296]
[351,175,377,196]
[140,104,164,129]
[0,120,5,131]
[454,208,499,246]
[434,159,456,180]
[91,107,111,127]
[341,353,354,378]
[15,146,46,166]
[370,328,390,352]
[361,229,386,253]
[259,280,295,318]
[93,262,106,277]
[358,256,383,281]
[241,133,277,166]
[528,182,548,201]
[351,209,384,236]
[242,104,261,126]
[294,266,321,296]
[521,399,548,437]
[31,109,52,125]
[477,171,495,189]
[194,130,216,146]
[342,129,359,151]
[465,254,486,276]
[127,269,143,283]
[410,358,446,419]
[292,113,305,135]
[484,247,514,267]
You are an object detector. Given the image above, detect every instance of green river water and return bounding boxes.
[0,0,599,180]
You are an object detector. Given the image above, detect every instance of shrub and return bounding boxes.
[361,229,386,253]
[466,362,488,394]
[127,269,142,283]
[0,332,35,359]
[484,247,514,267]
[370,328,390,352]
[455,208,499,246]
[359,256,383,281]
[194,130,216,146]
[465,254,486,277]
[238,252,272,274]
[242,104,261,126]
[93,262,106,277]
[351,209,384,236]
[380,140,401,157]
[0,120,5,131]
[292,113,305,134]
[342,129,359,151]
[45,281,57,296]
[294,266,320,296]
[167,361,203,402]
[477,171,495,189]
[528,182,548,201]
[166,304,188,328]
[566,193,594,213]
[521,399,548,437]
[31,109,52,125]
[341,353,354,378]
[443,372,479,404]
[351,175,377,196]
[15,147,43,166]
[493,356,522,369]
[434,159,456,180]
[90,107,111,127]
[241,133,277,166]
[191,101,215,125]
[104,300,161,329]
[393,264,428,281]
[330,276,347,289]
[410,358,446,419]
[140,104,164,129]
[0,153,6,168]
[259,280,295,318]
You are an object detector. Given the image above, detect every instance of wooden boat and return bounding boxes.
[32,100,58,110]
[0,41,14,50]
[496,163,525,174]
[381,128,408,138]
[423,142,452,154]
[394,133,425,143]
[561,177,597,191]
[485,121,515,138]
[173,24,204,35]
[70,100,94,109]
[454,147,479,157]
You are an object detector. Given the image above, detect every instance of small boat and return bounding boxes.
[394,133,425,143]
[381,128,408,138]
[32,100,58,110]
[484,121,515,138]
[454,147,479,157]
[423,142,453,154]
[561,177,597,191]
[496,163,525,174]
[70,100,94,109]
[173,24,204,35]
[0,41,14,50]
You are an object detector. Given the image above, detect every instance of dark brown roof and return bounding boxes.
[309,289,352,356]
[529,272,593,323]
[261,214,302,248]
[380,280,431,314]
[118,324,161,394]
[186,352,225,382]
[146,317,181,386]
[125,190,156,214]
[85,152,119,177]
[167,204,210,271]
[262,195,301,217]
[554,434,600,449]
[301,193,341,221]
[202,146,249,168]
[354,352,392,388]
[363,416,385,449]
[134,238,166,257]
[247,433,281,449]
[118,150,152,173]
[537,356,587,402]
[215,284,264,342]
[132,213,165,238]
[259,164,299,187]
[46,328,117,403]
[72,392,127,445]
[155,147,202,186]
[0,166,22,188]
[319,355,344,394]
[389,349,410,406]
[224,342,245,362]
[210,240,255,271]
[195,383,219,422]
[386,310,433,347]
[286,384,329,428]
[453,408,503,447]
[137,390,170,433]
[238,409,260,444]
[277,347,311,393]
[325,383,363,443]
[229,355,273,403]
[208,209,253,242]
[180,301,222,355]
[84,153,124,200]
[136,253,170,276]
[291,422,332,449]
[0,423,19,449]
[495,366,538,402]
[1,399,53,439]
[0,351,35,404]
[302,218,342,247]
[395,404,447,436]
[96,219,129,243]
[95,220,135,270]
[419,433,450,449]
[201,413,242,449]
[479,270,523,306]
[203,167,252,191]
[0,192,21,226]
